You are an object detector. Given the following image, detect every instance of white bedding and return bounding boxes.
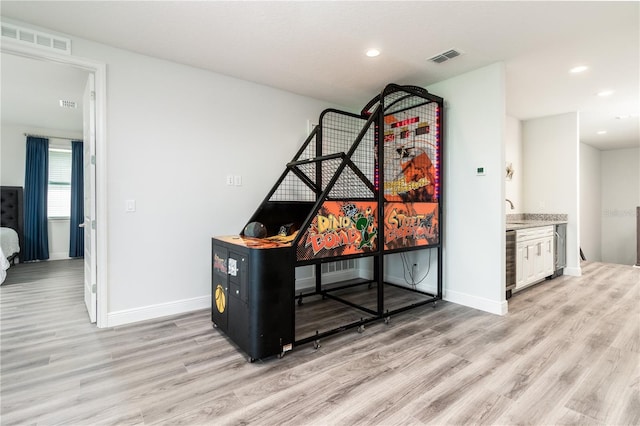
[1,246,8,285]
[1,227,20,285]
[1,227,20,258]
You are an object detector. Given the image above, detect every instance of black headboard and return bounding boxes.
[1,186,24,256]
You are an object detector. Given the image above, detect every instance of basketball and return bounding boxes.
[244,221,267,238]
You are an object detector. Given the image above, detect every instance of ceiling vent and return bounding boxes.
[428,49,463,64]
[1,22,71,55]
[59,100,77,109]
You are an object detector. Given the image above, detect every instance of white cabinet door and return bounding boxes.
[516,242,536,289]
[542,237,555,276]
[515,226,555,290]
[533,240,546,281]
[532,237,554,282]
[525,242,538,283]
[516,243,526,288]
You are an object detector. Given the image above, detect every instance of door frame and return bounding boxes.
[2,42,109,328]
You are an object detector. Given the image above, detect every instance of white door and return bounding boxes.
[82,73,97,323]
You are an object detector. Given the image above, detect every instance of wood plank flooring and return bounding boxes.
[1,260,638,425]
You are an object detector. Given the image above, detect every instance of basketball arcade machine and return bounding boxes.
[212,84,443,361]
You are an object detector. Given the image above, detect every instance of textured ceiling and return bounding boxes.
[1,1,638,150]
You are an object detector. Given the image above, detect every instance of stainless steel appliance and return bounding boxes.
[506,230,516,299]
[551,223,566,278]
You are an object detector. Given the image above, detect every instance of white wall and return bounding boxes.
[0,24,337,325]
[505,115,523,214]
[580,142,602,262]
[428,63,507,315]
[3,19,342,325]
[0,124,27,186]
[47,219,70,260]
[601,147,639,265]
[5,21,510,322]
[522,112,580,276]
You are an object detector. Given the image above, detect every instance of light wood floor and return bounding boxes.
[1,260,638,425]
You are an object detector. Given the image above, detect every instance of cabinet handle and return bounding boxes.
[525,246,529,260]
[538,242,541,256]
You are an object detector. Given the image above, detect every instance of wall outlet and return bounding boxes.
[234,175,242,186]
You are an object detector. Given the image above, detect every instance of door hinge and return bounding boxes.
[91,155,96,165]
[92,284,97,293]
[91,220,96,230]
[91,91,96,100]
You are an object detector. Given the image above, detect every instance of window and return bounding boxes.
[48,147,72,218]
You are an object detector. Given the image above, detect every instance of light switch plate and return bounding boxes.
[125,199,136,212]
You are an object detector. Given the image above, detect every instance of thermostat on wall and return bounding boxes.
[476,166,486,176]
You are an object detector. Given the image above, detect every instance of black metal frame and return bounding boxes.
[244,83,444,351]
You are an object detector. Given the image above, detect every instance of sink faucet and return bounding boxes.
[506,199,514,210]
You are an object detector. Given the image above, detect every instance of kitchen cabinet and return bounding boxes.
[515,226,555,290]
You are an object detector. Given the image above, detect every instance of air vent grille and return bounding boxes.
[1,25,17,39]
[321,259,356,274]
[428,49,463,64]
[1,22,71,55]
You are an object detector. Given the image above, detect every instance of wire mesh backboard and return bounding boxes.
[269,111,375,202]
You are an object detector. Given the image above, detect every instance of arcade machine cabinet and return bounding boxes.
[211,235,295,362]
[211,83,443,362]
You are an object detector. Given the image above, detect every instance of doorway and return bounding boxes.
[1,44,107,327]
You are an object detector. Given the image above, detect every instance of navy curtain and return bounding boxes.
[24,136,50,261]
[69,141,84,258]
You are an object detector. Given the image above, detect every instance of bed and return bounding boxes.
[1,186,24,284]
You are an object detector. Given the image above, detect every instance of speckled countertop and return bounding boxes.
[506,213,568,231]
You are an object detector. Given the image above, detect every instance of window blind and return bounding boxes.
[48,148,72,218]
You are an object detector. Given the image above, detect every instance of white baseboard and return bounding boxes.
[384,273,437,295]
[564,266,582,277]
[48,252,71,261]
[107,295,211,327]
[444,289,508,316]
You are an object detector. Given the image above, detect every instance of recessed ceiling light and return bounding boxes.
[596,130,607,135]
[366,48,380,58]
[597,90,614,97]
[569,65,588,73]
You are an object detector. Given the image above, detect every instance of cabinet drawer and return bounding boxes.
[516,225,554,242]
